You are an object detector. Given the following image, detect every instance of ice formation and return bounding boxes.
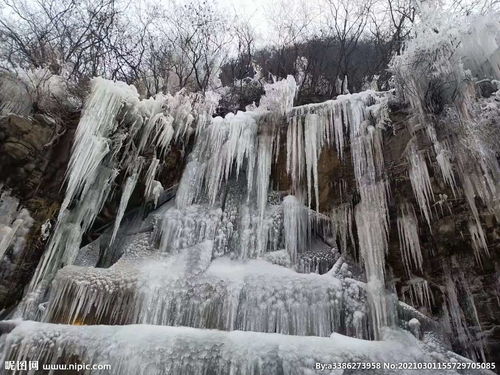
[407,145,434,228]
[43,247,367,338]
[282,195,308,263]
[443,273,486,362]
[401,277,434,312]
[18,77,218,318]
[2,11,499,370]
[397,203,423,275]
[110,170,141,245]
[331,203,355,254]
[0,191,33,261]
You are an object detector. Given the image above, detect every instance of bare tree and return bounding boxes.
[322,0,375,94]
[155,1,233,93]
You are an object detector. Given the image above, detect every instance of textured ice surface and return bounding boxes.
[44,243,368,338]
[2,321,493,375]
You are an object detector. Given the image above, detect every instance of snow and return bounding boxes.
[2,321,491,375]
[258,75,297,115]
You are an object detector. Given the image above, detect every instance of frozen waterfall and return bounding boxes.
[1,12,500,373]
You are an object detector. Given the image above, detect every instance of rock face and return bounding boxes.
[0,113,77,311]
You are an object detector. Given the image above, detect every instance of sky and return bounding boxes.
[220,0,272,38]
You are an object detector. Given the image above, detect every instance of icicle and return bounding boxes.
[434,140,457,196]
[455,264,487,362]
[144,158,160,200]
[286,115,305,193]
[201,112,259,204]
[154,206,222,253]
[330,203,355,254]
[467,221,489,265]
[461,172,490,265]
[402,277,433,311]
[304,113,323,210]
[148,181,164,208]
[176,160,206,209]
[110,170,141,245]
[355,195,391,337]
[282,195,308,264]
[407,145,434,228]
[397,203,423,275]
[256,133,274,219]
[342,75,349,94]
[444,272,486,362]
[154,114,175,157]
[237,202,283,259]
[60,78,138,218]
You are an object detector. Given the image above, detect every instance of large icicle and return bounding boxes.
[282,195,308,264]
[397,203,423,275]
[110,168,142,245]
[407,145,434,228]
[256,132,274,219]
[144,158,161,200]
[331,203,355,254]
[60,78,138,217]
[355,181,392,337]
[287,91,393,336]
[303,113,323,209]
